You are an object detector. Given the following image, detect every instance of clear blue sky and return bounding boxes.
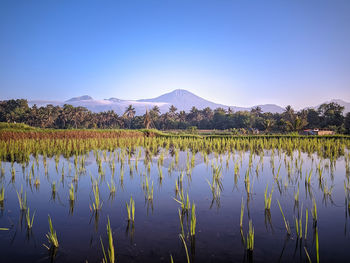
[0,0,349,109]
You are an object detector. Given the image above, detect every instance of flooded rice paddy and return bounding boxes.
[0,137,349,263]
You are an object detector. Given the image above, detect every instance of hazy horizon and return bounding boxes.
[1,0,349,109]
[20,88,349,111]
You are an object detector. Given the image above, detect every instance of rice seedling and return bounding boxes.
[44,215,59,249]
[16,186,27,211]
[174,191,190,213]
[295,209,303,239]
[305,169,312,186]
[143,175,154,201]
[126,196,135,222]
[25,207,35,229]
[69,183,75,201]
[33,176,40,187]
[179,234,190,263]
[322,180,334,198]
[234,162,240,176]
[0,185,4,202]
[107,179,116,195]
[246,220,254,251]
[178,209,185,237]
[240,197,244,229]
[1,134,349,261]
[264,183,273,210]
[315,226,320,263]
[274,164,281,181]
[11,166,15,180]
[190,202,196,237]
[304,247,312,263]
[294,184,300,204]
[277,200,291,235]
[100,217,115,263]
[52,181,56,194]
[312,199,317,225]
[175,180,179,196]
[91,181,102,210]
[305,208,308,239]
[206,176,222,202]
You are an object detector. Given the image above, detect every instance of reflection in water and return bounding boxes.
[0,137,349,262]
[125,220,135,243]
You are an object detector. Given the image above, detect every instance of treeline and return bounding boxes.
[1,99,350,133]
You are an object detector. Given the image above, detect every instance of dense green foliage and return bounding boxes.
[0,99,348,133]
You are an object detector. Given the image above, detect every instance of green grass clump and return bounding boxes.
[100,217,115,263]
[91,182,102,210]
[25,208,35,229]
[246,220,254,251]
[126,196,135,222]
[44,215,59,249]
[16,186,27,211]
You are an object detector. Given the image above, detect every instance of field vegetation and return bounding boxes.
[0,117,349,262]
[1,99,350,134]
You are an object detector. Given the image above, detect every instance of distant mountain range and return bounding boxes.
[314,99,350,113]
[28,89,350,115]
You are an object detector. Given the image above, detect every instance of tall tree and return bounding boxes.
[306,108,320,128]
[318,102,344,128]
[123,105,136,129]
[345,112,350,134]
[168,105,178,120]
[144,109,151,129]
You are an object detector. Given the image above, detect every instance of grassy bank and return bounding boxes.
[0,123,168,140]
[1,122,349,140]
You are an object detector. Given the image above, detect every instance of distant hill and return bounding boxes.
[304,99,350,114]
[138,89,229,112]
[27,89,350,115]
[320,99,350,113]
[66,95,93,102]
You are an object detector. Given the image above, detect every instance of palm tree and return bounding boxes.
[263,119,275,132]
[202,107,213,119]
[168,105,178,119]
[189,106,202,123]
[151,105,160,115]
[178,111,186,123]
[123,105,136,129]
[283,105,295,123]
[285,115,308,132]
[144,109,152,129]
[251,106,262,117]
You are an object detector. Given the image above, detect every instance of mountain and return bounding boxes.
[28,89,287,115]
[66,95,93,102]
[138,89,285,113]
[309,99,350,113]
[324,99,350,113]
[254,104,286,114]
[106,98,125,103]
[138,89,228,112]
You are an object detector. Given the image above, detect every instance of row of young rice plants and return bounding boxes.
[0,135,349,262]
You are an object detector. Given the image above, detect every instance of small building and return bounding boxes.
[300,129,335,136]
